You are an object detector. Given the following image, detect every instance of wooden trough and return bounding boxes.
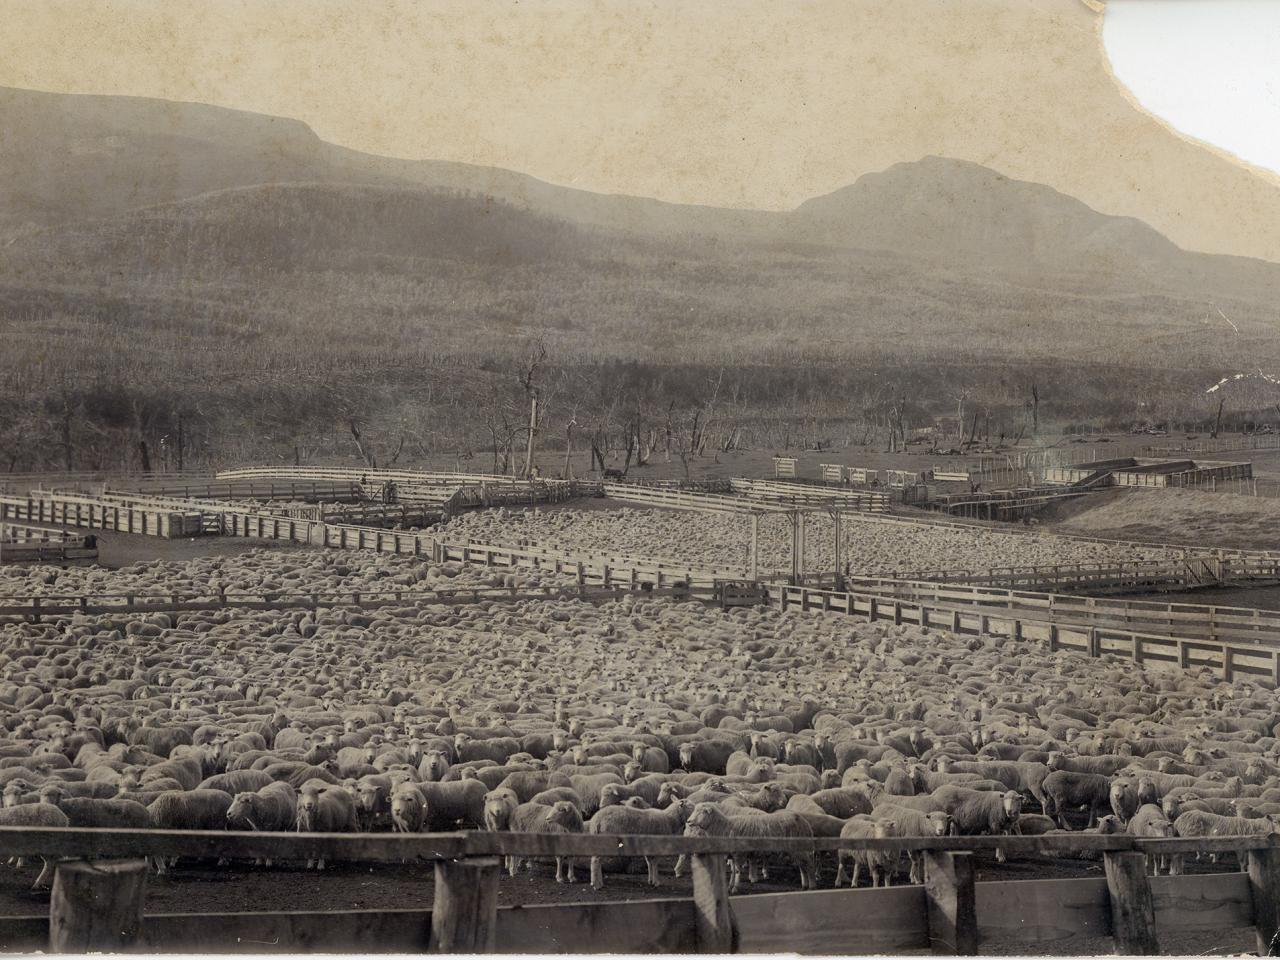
[0,828,1276,955]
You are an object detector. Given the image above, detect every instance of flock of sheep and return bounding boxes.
[0,549,569,600]
[441,507,1182,578]
[0,539,1274,895]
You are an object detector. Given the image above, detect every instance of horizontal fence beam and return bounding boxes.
[0,826,1270,860]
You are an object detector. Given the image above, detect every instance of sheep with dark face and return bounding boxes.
[934,786,1022,862]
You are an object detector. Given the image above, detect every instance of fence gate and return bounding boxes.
[773,457,798,479]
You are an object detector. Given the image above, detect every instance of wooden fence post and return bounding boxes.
[429,856,501,953]
[924,851,977,955]
[1103,850,1158,955]
[49,859,148,953]
[1248,845,1280,956]
[691,852,736,953]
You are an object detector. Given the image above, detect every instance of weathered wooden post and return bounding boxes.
[924,851,977,955]
[691,852,736,952]
[1247,844,1280,956]
[1103,850,1158,955]
[828,506,845,593]
[49,859,148,953]
[429,856,501,953]
[749,512,760,582]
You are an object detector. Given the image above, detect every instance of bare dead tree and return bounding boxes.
[519,340,548,478]
[348,418,377,468]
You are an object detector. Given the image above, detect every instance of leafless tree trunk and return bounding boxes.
[349,419,376,468]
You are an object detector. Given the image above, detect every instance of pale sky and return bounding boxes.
[1104,0,1280,180]
[3,0,1280,260]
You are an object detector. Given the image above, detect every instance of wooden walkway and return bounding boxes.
[0,827,1274,955]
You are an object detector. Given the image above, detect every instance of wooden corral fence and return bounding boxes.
[766,582,1280,684]
[0,582,709,623]
[840,575,1280,646]
[928,489,1093,521]
[852,555,1280,595]
[217,467,577,501]
[0,492,203,539]
[1,827,1278,955]
[607,478,736,494]
[0,523,98,566]
[433,538,731,591]
[495,536,751,581]
[600,483,791,515]
[728,479,891,512]
[1145,435,1280,456]
[119,479,364,502]
[839,505,1280,563]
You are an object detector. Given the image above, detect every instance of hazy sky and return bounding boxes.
[3,0,1280,260]
[1104,0,1280,180]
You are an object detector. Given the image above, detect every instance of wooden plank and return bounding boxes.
[143,908,432,953]
[732,886,928,954]
[976,877,1110,944]
[0,826,468,862]
[1151,872,1253,934]
[496,898,697,954]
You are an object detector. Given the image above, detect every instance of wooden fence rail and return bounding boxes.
[0,583,706,622]
[765,582,1280,684]
[837,575,1280,644]
[0,493,203,539]
[0,827,1276,955]
[813,554,1280,595]
[433,538,730,590]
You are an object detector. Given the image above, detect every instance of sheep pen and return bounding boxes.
[0,535,1273,927]
[439,506,1184,578]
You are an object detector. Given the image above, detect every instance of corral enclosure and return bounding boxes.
[1,465,1280,955]
[1045,457,1253,488]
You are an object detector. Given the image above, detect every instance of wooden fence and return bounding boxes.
[120,479,363,502]
[0,493,204,539]
[433,538,731,590]
[850,555,1280,595]
[838,575,1280,645]
[766,582,1280,684]
[1144,435,1280,456]
[600,482,790,514]
[0,582,704,623]
[1,827,1277,955]
[0,523,98,566]
[728,479,891,512]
